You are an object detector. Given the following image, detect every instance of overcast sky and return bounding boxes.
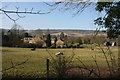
[1,2,105,30]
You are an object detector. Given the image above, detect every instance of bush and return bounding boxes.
[51,44,56,48]
[56,46,61,48]
[49,56,75,79]
[46,50,75,79]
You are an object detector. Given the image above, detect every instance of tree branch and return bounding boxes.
[3,11,19,22]
[0,9,50,14]
[1,59,29,72]
[0,8,50,22]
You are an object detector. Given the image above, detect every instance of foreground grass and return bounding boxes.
[2,46,118,78]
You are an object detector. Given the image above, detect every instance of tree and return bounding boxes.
[64,35,68,47]
[76,37,83,45]
[6,24,23,47]
[46,34,51,48]
[83,38,91,44]
[54,36,58,47]
[24,32,29,37]
[2,30,10,46]
[94,1,120,38]
[60,32,64,40]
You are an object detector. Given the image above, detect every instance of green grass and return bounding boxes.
[1,46,118,78]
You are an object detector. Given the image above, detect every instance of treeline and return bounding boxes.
[2,24,115,48]
[2,29,92,48]
[2,29,25,47]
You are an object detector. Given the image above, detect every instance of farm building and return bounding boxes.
[23,34,46,47]
[23,37,35,44]
[56,39,64,48]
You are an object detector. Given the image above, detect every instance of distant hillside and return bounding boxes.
[29,29,107,37]
[1,29,107,37]
[33,29,102,34]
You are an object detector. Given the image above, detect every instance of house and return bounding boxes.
[56,39,64,48]
[51,38,55,44]
[111,42,116,46]
[23,37,35,44]
[104,41,116,46]
[33,34,43,43]
[23,34,46,47]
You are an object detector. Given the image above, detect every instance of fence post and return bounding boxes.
[46,58,49,79]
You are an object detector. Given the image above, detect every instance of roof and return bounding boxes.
[56,39,64,45]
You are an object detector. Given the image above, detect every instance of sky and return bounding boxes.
[1,2,105,30]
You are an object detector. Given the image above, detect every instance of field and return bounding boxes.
[2,46,119,78]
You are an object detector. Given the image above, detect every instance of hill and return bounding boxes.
[1,29,107,37]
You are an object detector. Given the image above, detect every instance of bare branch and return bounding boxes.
[31,8,33,12]
[44,2,62,7]
[3,11,19,22]
[0,9,50,14]
[16,12,26,18]
[92,56,101,76]
[1,59,29,72]
[69,66,101,78]
[25,8,27,12]
[14,6,25,18]
[10,59,14,67]
[44,2,92,16]
[0,7,50,23]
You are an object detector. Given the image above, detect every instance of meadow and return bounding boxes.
[2,45,119,78]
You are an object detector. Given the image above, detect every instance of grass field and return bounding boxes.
[1,46,119,78]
